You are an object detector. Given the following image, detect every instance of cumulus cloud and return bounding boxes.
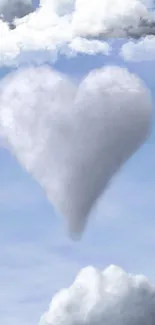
[71,0,155,39]
[39,0,75,16]
[120,35,155,61]
[0,65,152,237]
[0,0,34,26]
[0,0,110,66]
[67,37,111,56]
[1,0,155,66]
[39,264,155,325]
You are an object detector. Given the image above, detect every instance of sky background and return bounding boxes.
[0,2,155,325]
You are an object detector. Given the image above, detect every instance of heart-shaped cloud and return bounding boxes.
[0,65,152,237]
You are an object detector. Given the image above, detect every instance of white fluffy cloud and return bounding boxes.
[0,65,152,236]
[39,264,155,325]
[68,37,111,56]
[120,35,155,61]
[1,0,155,66]
[0,0,110,66]
[71,0,155,39]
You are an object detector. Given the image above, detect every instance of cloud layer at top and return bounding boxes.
[71,0,155,39]
[1,0,155,66]
[0,65,152,237]
[39,264,155,325]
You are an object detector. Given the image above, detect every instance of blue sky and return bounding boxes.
[0,51,155,325]
[0,1,155,324]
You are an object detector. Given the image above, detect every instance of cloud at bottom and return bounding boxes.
[39,264,155,325]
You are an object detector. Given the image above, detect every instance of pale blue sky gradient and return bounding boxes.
[0,22,155,325]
